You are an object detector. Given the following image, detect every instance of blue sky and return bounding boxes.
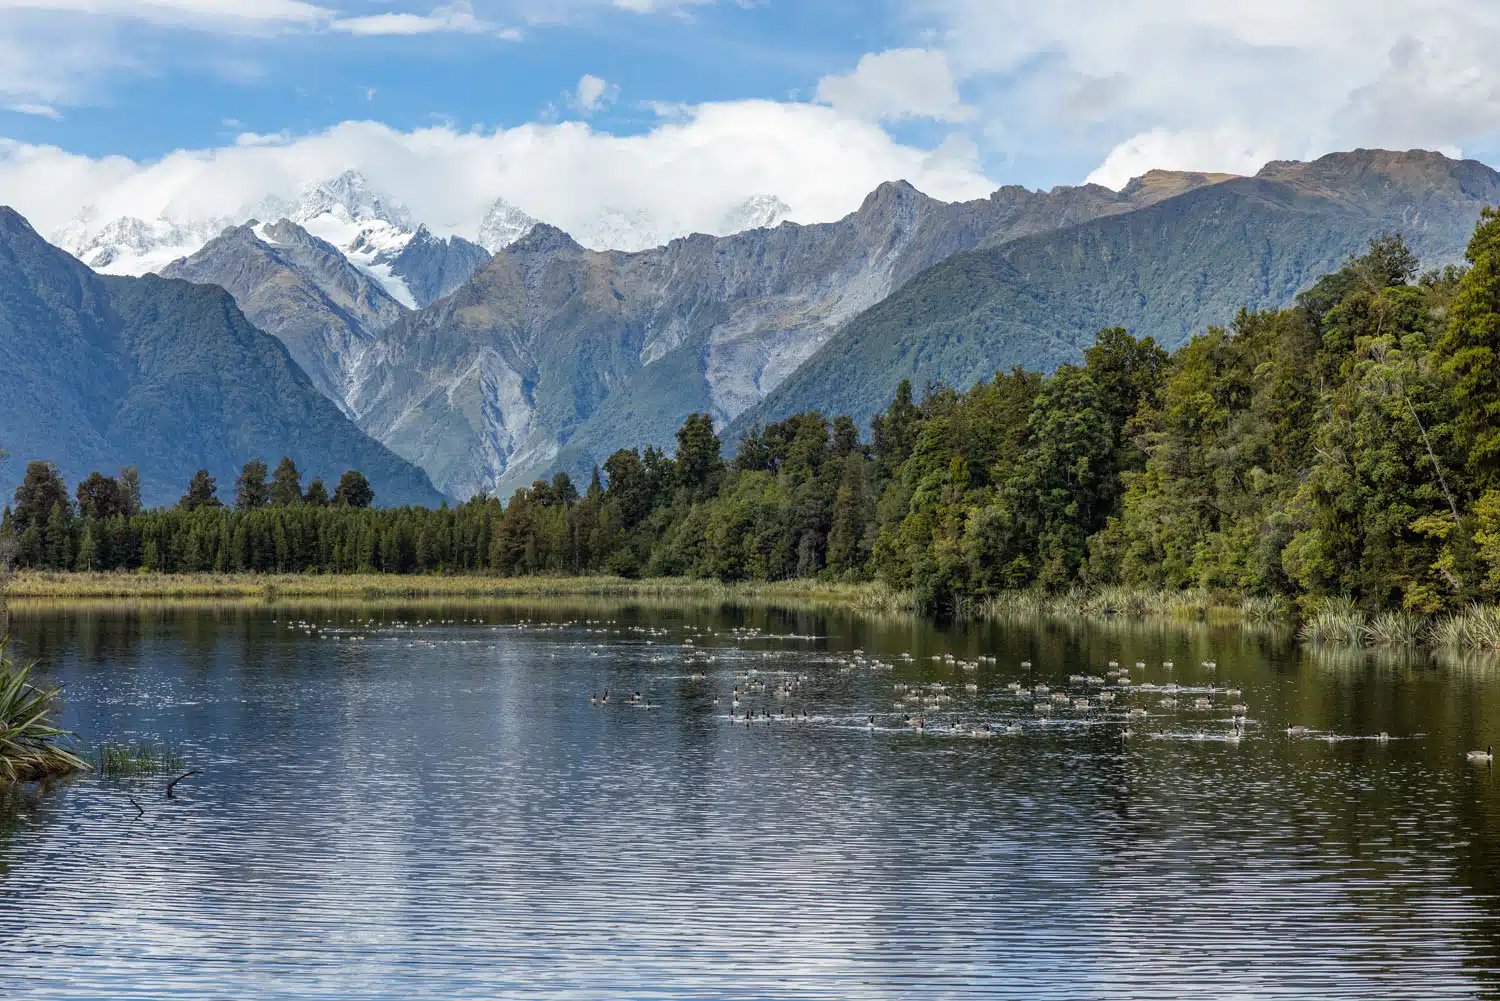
[3,1,1500,242]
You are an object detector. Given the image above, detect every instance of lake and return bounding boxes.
[2,599,1499,1000]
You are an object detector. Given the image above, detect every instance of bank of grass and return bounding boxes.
[8,570,915,611]
[0,642,87,784]
[970,586,1288,625]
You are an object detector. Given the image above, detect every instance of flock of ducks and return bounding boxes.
[279,615,1496,763]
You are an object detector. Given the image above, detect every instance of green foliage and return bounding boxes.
[334,470,375,509]
[0,642,87,783]
[16,216,1500,619]
[270,457,303,508]
[235,459,269,510]
[179,470,222,512]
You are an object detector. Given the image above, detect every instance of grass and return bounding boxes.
[0,641,87,784]
[973,586,1264,624]
[7,571,912,607]
[91,743,185,778]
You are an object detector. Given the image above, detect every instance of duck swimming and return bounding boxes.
[1468,745,1494,762]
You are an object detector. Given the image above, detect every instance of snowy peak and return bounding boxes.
[718,195,791,235]
[56,212,230,275]
[477,199,539,253]
[294,169,412,230]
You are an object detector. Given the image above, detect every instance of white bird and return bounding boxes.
[1467,745,1494,762]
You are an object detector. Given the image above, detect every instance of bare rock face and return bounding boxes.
[346,174,1215,498]
[162,220,406,414]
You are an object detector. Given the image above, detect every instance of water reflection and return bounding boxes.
[1,601,1498,999]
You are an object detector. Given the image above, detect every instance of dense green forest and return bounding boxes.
[12,210,1500,614]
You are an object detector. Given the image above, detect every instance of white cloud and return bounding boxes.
[0,0,330,26]
[816,48,972,124]
[919,0,1500,183]
[0,102,996,246]
[7,102,61,119]
[331,2,515,37]
[1085,125,1288,189]
[571,74,618,114]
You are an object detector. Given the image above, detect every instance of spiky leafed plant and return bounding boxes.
[0,643,87,783]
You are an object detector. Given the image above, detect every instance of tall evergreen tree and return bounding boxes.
[13,461,69,533]
[117,466,142,517]
[179,470,222,512]
[334,471,374,509]
[235,459,270,510]
[270,457,303,507]
[76,472,124,521]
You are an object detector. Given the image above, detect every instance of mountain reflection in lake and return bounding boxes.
[2,600,1499,1000]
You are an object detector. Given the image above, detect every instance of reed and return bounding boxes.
[0,642,88,783]
[91,743,185,778]
[1297,597,1368,645]
[1363,610,1428,647]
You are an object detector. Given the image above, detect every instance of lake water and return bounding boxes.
[2,600,1500,1000]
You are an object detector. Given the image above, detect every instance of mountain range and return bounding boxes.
[0,207,444,508]
[13,147,1500,506]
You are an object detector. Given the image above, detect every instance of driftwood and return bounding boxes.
[165,770,202,798]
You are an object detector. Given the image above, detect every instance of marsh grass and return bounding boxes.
[975,587,1257,624]
[91,743,185,778]
[9,571,910,607]
[0,643,88,783]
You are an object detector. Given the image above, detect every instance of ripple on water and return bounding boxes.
[1,607,1499,999]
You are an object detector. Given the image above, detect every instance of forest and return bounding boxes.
[11,208,1500,615]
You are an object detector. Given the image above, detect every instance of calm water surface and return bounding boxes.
[2,600,1500,999]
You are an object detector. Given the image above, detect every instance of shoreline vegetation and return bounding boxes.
[11,571,1500,656]
[10,218,1500,663]
[0,642,87,784]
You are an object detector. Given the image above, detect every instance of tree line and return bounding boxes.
[12,209,1500,613]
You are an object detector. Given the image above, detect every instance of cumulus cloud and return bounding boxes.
[921,0,1500,185]
[816,49,972,124]
[570,74,618,114]
[1085,125,1288,189]
[0,101,996,244]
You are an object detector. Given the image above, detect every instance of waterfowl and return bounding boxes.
[1376,732,1390,742]
[1286,725,1306,737]
[867,716,876,731]
[1467,745,1494,762]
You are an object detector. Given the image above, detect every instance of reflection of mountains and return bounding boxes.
[2,605,1500,996]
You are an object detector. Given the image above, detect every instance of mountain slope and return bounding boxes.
[736,149,1500,434]
[382,226,492,308]
[161,219,406,409]
[0,207,445,508]
[351,173,1222,497]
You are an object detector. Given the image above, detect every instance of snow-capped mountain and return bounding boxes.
[718,195,792,235]
[279,170,423,307]
[54,211,231,276]
[476,199,539,253]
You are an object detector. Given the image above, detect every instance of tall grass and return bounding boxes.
[0,642,87,783]
[1363,611,1427,647]
[1429,605,1500,651]
[91,743,185,778]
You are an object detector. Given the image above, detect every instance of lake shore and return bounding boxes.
[3,571,913,609]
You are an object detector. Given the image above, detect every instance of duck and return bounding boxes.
[1286,725,1306,737]
[866,715,876,731]
[1467,745,1494,762]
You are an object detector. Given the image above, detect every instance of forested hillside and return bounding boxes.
[17,209,1500,621]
